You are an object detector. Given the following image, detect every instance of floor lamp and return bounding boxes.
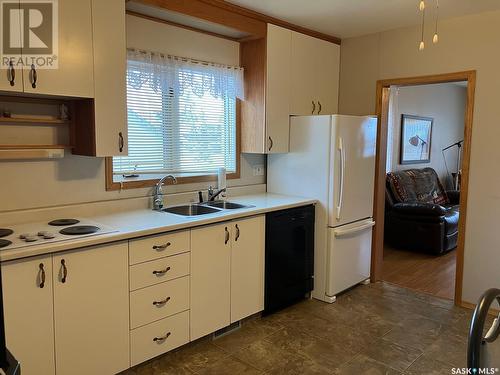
[442,140,463,191]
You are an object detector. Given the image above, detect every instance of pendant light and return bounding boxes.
[419,2,425,51]
[433,0,439,44]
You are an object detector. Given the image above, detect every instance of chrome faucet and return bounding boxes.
[207,185,226,202]
[153,175,177,211]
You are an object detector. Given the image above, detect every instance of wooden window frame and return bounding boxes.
[105,101,241,191]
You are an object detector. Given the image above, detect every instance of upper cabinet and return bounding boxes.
[265,25,292,154]
[241,24,340,154]
[241,24,291,154]
[22,0,95,98]
[0,0,127,158]
[290,32,340,116]
[90,0,128,156]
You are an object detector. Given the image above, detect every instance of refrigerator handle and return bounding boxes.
[336,137,345,220]
[333,220,375,238]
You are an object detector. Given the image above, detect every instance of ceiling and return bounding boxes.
[225,0,500,38]
[127,2,251,39]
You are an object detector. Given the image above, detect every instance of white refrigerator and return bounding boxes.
[267,115,377,303]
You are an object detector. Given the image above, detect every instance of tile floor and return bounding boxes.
[123,282,485,374]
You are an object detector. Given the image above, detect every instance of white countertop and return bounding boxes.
[0,193,316,262]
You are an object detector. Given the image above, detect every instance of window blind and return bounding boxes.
[113,54,240,176]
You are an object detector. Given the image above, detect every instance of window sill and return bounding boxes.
[105,161,240,191]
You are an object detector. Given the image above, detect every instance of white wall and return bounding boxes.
[0,15,266,212]
[388,84,466,189]
[339,10,500,304]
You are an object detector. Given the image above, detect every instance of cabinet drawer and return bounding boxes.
[130,276,189,329]
[130,311,189,366]
[130,253,190,291]
[129,230,190,265]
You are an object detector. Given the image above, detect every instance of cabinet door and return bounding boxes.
[1,255,55,375]
[23,0,94,97]
[266,24,291,153]
[52,242,129,375]
[0,1,23,93]
[91,0,128,156]
[230,216,265,323]
[290,31,317,115]
[315,39,340,115]
[190,223,231,340]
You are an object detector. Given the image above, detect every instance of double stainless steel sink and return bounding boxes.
[162,201,252,216]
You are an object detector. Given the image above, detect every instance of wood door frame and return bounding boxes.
[371,70,476,305]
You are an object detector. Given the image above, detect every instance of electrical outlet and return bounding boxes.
[253,165,265,176]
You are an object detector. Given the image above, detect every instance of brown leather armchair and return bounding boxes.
[385,168,460,255]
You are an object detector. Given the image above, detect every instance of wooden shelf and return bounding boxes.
[0,145,73,150]
[0,145,70,159]
[0,117,69,125]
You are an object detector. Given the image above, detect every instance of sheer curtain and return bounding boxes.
[126,49,245,100]
[386,86,400,173]
[112,49,244,177]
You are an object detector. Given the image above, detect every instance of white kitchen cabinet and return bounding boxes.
[265,24,292,153]
[0,1,23,93]
[22,0,94,98]
[52,242,129,375]
[190,223,231,340]
[290,31,317,116]
[290,31,340,115]
[91,0,128,156]
[241,25,340,153]
[1,255,55,375]
[241,24,292,154]
[230,216,265,323]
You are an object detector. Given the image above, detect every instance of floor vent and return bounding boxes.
[213,321,241,339]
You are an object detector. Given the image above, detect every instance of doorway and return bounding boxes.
[370,71,476,305]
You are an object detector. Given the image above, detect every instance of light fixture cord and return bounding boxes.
[435,0,439,35]
[421,7,426,42]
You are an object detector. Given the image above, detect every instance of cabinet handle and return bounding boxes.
[38,263,45,288]
[153,242,171,251]
[318,101,322,114]
[152,296,171,306]
[60,259,67,283]
[153,332,171,342]
[235,224,240,242]
[312,101,316,114]
[118,132,124,153]
[224,227,230,245]
[268,136,273,152]
[152,266,171,276]
[7,61,15,86]
[29,64,37,89]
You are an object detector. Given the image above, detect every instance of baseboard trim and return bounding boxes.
[460,300,500,316]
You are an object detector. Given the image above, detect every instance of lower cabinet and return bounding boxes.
[52,243,129,375]
[130,311,190,366]
[190,222,232,340]
[2,255,56,375]
[1,242,129,375]
[190,216,265,340]
[1,214,267,373]
[230,216,265,323]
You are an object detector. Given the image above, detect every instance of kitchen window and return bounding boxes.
[107,49,244,190]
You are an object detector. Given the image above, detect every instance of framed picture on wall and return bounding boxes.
[400,114,433,164]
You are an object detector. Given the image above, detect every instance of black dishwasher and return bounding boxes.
[264,204,315,315]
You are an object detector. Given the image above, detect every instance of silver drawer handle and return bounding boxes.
[152,296,171,306]
[152,266,171,276]
[153,242,171,250]
[153,332,171,342]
